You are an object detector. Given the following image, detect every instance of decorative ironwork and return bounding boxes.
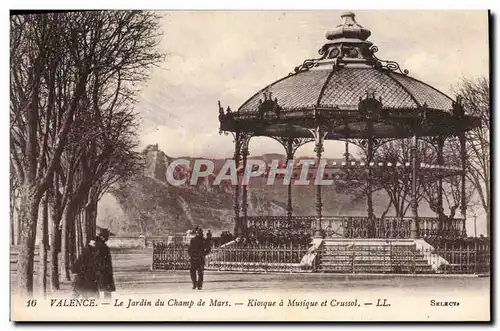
[152,242,190,270]
[214,13,481,272]
[218,101,235,135]
[244,215,466,240]
[292,46,328,74]
[370,45,409,75]
[348,137,397,153]
[452,95,465,118]
[358,89,384,117]
[246,216,312,245]
[231,132,253,237]
[374,218,412,239]
[258,90,282,119]
[151,236,490,274]
[206,242,309,272]
[425,238,490,274]
[318,241,430,274]
[271,136,315,158]
[419,135,447,153]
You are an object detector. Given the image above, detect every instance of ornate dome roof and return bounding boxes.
[239,67,453,113]
[239,12,453,114]
[218,12,479,139]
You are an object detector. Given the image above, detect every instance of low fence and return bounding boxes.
[151,237,490,275]
[206,242,309,272]
[152,243,190,270]
[317,240,490,275]
[151,241,310,272]
[426,239,490,274]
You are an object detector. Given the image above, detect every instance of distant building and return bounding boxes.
[142,144,167,182]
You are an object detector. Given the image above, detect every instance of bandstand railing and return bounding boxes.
[150,231,488,274]
[246,215,466,239]
[423,238,490,274]
[152,242,190,270]
[205,242,309,272]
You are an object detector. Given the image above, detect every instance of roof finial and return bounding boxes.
[326,11,371,41]
[341,11,356,22]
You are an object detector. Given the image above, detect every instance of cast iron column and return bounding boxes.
[410,134,419,239]
[314,126,324,238]
[344,141,349,164]
[241,141,250,236]
[367,136,375,236]
[459,132,467,236]
[233,132,241,237]
[285,138,294,221]
[436,136,445,234]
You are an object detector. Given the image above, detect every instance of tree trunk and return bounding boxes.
[83,210,88,247]
[10,204,15,246]
[81,209,88,247]
[16,185,41,297]
[49,173,61,291]
[83,198,98,245]
[50,217,60,291]
[91,199,98,236]
[76,212,83,257]
[38,195,49,297]
[17,211,22,246]
[10,189,17,245]
[68,213,76,273]
[60,202,76,281]
[486,210,491,239]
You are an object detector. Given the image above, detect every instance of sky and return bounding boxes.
[135,10,489,160]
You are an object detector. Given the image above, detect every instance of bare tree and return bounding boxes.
[11,13,92,296]
[373,139,433,218]
[452,77,490,237]
[420,136,476,235]
[337,139,430,220]
[11,11,164,295]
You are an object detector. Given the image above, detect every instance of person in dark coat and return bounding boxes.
[71,227,115,299]
[94,228,116,299]
[206,230,213,248]
[71,240,100,298]
[188,228,211,290]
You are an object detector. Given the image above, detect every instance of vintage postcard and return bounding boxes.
[9,9,490,322]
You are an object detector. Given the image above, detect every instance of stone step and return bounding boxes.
[321,249,417,254]
[319,261,431,268]
[318,239,435,273]
[321,255,418,260]
[318,262,433,269]
[321,251,424,258]
[319,269,434,274]
[319,260,430,266]
[322,240,416,247]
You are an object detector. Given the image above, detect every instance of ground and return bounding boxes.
[20,248,489,294]
[10,248,491,321]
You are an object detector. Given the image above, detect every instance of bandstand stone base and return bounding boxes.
[152,216,488,275]
[200,237,488,275]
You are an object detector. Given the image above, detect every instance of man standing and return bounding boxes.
[94,227,116,300]
[188,228,211,290]
[71,240,100,298]
[71,227,115,299]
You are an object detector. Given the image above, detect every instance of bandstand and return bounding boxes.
[217,12,480,243]
[152,12,489,275]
